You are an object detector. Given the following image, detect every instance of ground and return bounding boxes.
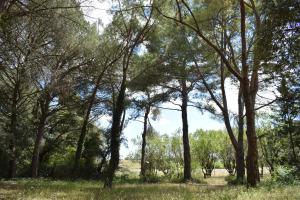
[0,161,299,200]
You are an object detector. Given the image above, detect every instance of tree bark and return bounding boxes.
[0,0,12,12]
[140,105,150,178]
[97,151,108,176]
[236,87,245,181]
[240,0,259,186]
[181,79,192,181]
[7,80,19,178]
[103,69,127,188]
[244,98,259,186]
[31,98,49,178]
[72,75,102,175]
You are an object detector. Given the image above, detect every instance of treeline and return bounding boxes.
[129,129,237,182]
[130,125,300,183]
[0,0,299,188]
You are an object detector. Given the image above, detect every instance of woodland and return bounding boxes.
[0,0,299,199]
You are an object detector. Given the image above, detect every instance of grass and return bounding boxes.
[0,162,298,200]
[0,176,299,200]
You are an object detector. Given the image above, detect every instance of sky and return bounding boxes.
[81,1,275,159]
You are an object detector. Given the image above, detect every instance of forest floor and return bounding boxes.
[0,161,299,200]
[0,177,299,200]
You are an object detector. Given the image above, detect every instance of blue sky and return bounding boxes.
[120,105,225,158]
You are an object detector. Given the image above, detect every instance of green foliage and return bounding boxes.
[131,129,184,182]
[271,166,300,184]
[191,129,233,177]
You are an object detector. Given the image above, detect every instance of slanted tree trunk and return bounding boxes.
[72,57,121,175]
[31,97,49,177]
[103,5,152,188]
[220,32,245,182]
[181,79,192,181]
[73,75,102,175]
[140,105,150,178]
[104,68,127,188]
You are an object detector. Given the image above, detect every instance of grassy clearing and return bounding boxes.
[0,177,299,200]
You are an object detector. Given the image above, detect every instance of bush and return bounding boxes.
[142,171,161,183]
[272,166,300,184]
[225,175,246,185]
[191,171,205,184]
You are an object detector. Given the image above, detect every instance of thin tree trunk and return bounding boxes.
[7,157,16,179]
[31,113,47,177]
[260,163,264,177]
[140,105,150,178]
[31,97,49,178]
[104,71,127,188]
[7,81,19,178]
[72,77,101,175]
[236,86,245,181]
[97,152,108,176]
[288,121,298,164]
[220,24,245,182]
[181,79,192,181]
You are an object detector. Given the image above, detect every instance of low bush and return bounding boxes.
[271,166,300,184]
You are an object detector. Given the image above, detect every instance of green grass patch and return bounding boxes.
[0,178,299,200]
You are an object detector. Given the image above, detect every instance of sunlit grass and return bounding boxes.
[0,177,299,200]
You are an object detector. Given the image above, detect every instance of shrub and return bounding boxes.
[225,175,246,185]
[142,171,161,183]
[272,166,300,184]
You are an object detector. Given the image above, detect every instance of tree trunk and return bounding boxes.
[140,105,150,178]
[244,96,259,186]
[236,86,245,181]
[7,157,16,178]
[181,79,192,181]
[73,66,108,174]
[240,0,259,186]
[102,8,151,187]
[97,152,108,176]
[31,113,47,177]
[7,81,19,178]
[103,72,127,188]
[73,113,89,175]
[31,97,49,178]
[288,121,298,165]
[220,25,245,182]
